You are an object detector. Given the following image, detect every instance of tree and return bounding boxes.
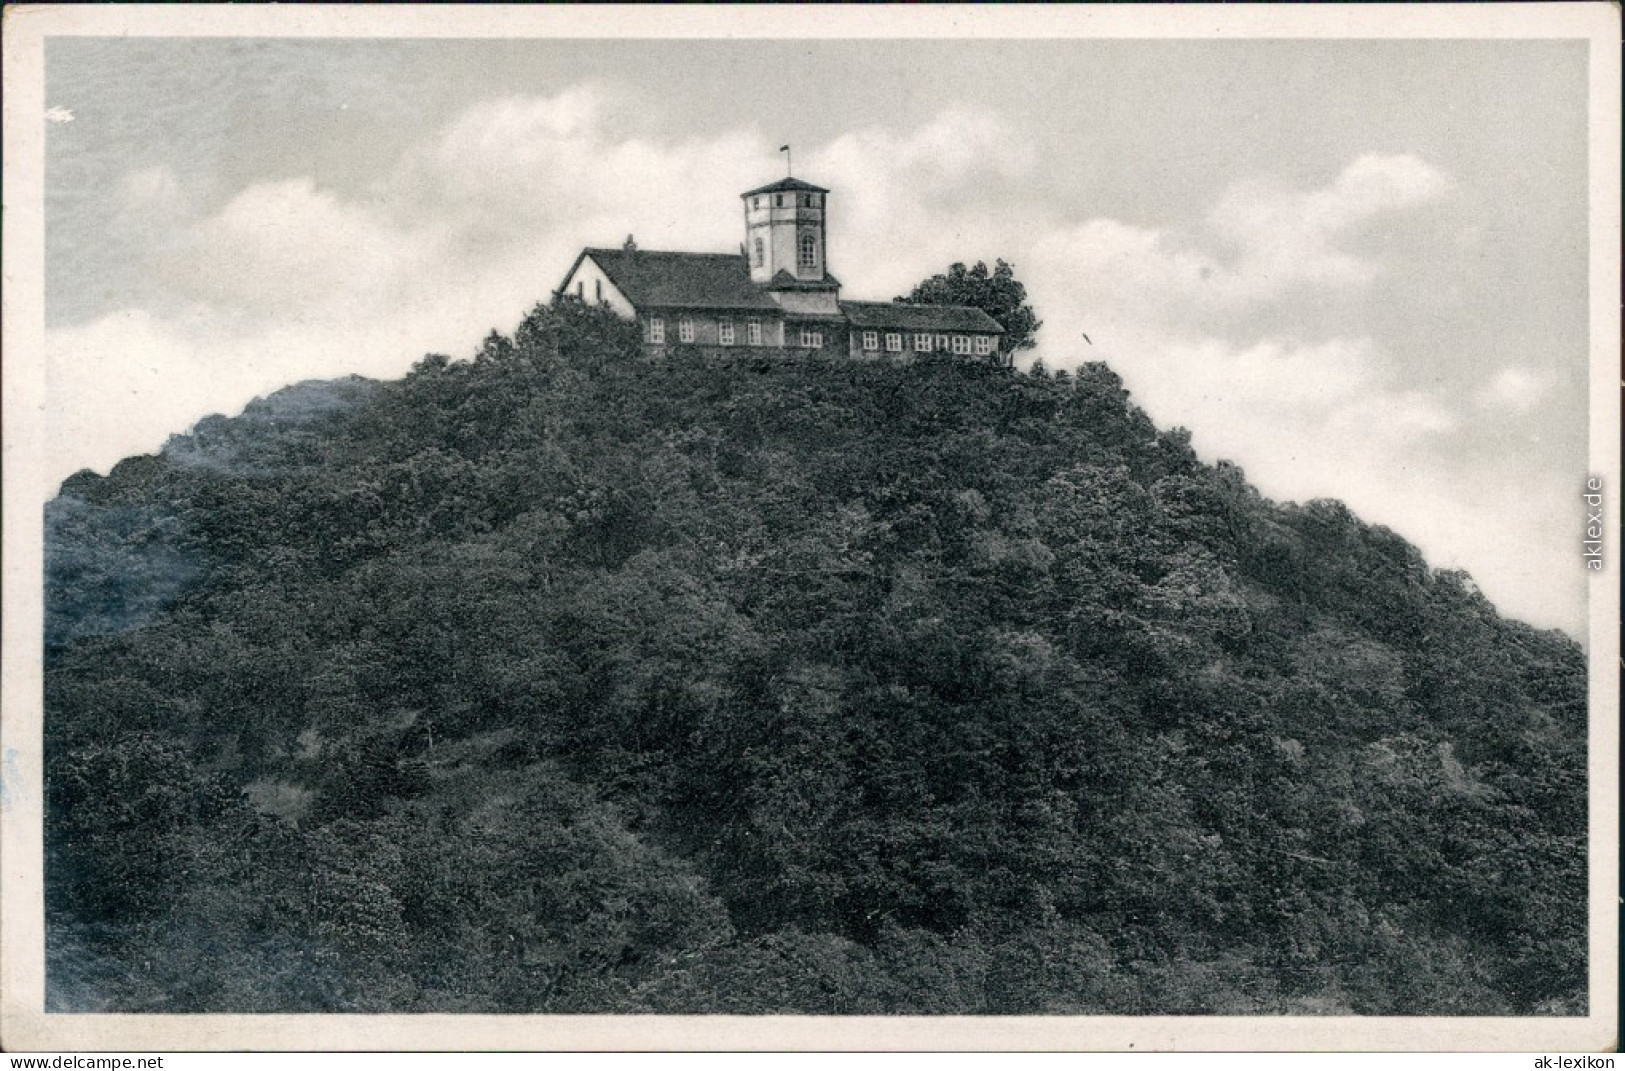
[896,259,1042,355]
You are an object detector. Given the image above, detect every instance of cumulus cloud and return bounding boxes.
[42,87,1576,632]
[1028,154,1454,326]
[1005,155,1583,631]
[1476,366,1550,413]
[1208,153,1453,295]
[50,90,1052,491]
[47,302,481,484]
[809,108,1041,298]
[174,177,430,314]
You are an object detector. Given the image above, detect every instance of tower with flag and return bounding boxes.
[555,151,1007,363]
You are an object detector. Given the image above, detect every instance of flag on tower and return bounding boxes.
[781,144,792,176]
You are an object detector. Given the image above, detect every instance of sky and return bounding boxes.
[41,36,1593,635]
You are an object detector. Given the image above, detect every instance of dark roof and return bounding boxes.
[840,301,1005,334]
[765,269,841,292]
[741,177,830,197]
[579,249,780,311]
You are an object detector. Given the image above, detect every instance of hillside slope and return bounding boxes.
[44,300,1586,1014]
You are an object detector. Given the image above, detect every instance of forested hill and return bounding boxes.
[45,300,1585,1015]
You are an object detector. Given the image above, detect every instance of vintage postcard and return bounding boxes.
[2,3,1619,1052]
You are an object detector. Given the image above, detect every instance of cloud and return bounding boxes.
[1476,366,1550,413]
[1208,153,1453,296]
[809,108,1041,298]
[47,304,473,484]
[1009,157,1585,633]
[388,84,770,259]
[45,87,1576,633]
[1029,154,1454,327]
[173,177,429,315]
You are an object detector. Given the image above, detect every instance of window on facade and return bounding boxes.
[678,316,695,344]
[649,317,665,344]
[862,331,880,351]
[747,319,763,346]
[936,334,950,351]
[798,232,817,269]
[811,193,821,207]
[595,279,603,302]
[951,334,971,355]
[775,195,784,207]
[914,333,932,352]
[753,197,760,209]
[753,237,764,267]
[719,321,735,346]
[974,335,994,356]
[799,327,823,348]
[576,281,584,299]
[885,332,902,352]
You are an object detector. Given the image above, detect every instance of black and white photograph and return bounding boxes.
[1,3,1618,1053]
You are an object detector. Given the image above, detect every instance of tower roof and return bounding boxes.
[741,176,829,198]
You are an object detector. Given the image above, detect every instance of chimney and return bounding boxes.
[623,234,638,255]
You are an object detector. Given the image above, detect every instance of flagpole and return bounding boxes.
[782,144,792,178]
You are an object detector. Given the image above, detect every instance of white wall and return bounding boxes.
[560,255,637,318]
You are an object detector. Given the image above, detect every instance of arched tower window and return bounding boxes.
[753,237,764,268]
[798,231,817,269]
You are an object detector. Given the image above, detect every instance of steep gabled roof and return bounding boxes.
[741,177,830,197]
[581,249,781,311]
[839,301,1005,334]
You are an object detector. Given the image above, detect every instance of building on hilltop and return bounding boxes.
[557,176,1007,363]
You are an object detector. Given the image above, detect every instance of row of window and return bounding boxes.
[751,193,822,210]
[646,317,994,356]
[860,330,995,356]
[750,232,820,269]
[648,316,769,347]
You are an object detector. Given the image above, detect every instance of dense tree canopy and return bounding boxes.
[43,299,1585,1014]
[896,259,1043,354]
